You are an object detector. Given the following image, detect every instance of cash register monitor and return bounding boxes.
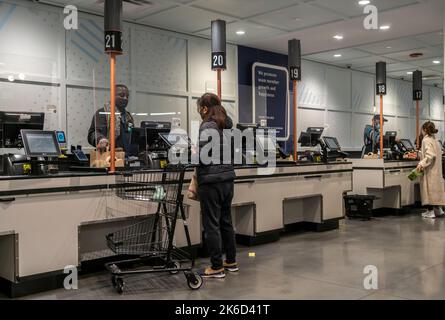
[322,136,341,151]
[0,112,45,148]
[384,131,397,149]
[145,127,170,151]
[21,130,61,157]
[159,132,190,148]
[298,127,324,147]
[400,139,415,151]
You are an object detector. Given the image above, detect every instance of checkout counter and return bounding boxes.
[0,120,352,297]
[352,135,420,209]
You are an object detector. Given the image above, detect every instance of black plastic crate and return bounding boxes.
[344,195,376,220]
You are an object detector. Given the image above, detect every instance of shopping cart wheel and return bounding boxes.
[187,273,203,290]
[115,277,125,294]
[169,261,181,274]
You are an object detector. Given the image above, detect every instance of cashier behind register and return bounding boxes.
[362,114,388,156]
[87,84,135,155]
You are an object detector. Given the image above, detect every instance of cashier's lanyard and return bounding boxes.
[121,112,130,155]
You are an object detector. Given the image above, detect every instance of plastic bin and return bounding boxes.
[344,195,376,220]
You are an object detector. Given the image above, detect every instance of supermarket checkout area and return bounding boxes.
[0,115,352,297]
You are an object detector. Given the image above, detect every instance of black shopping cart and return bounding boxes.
[105,165,203,293]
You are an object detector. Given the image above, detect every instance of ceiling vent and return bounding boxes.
[409,52,424,58]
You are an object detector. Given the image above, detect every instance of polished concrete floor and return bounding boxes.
[4,211,445,300]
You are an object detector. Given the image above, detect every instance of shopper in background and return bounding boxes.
[196,93,237,279]
[417,121,445,219]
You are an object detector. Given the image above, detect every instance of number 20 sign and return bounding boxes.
[212,52,226,70]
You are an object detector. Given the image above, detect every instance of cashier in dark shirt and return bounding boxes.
[362,114,387,156]
[87,84,135,155]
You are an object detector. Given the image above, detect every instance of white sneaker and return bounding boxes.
[422,210,436,219]
[433,208,445,218]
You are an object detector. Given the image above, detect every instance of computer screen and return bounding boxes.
[400,139,415,151]
[56,131,66,144]
[301,127,324,147]
[323,137,340,151]
[21,130,61,157]
[384,131,397,148]
[159,132,190,148]
[298,132,311,147]
[145,127,171,151]
[0,112,45,148]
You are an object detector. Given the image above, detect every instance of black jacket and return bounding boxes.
[87,106,134,149]
[197,117,236,185]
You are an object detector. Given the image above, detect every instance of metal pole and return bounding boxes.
[293,80,298,162]
[416,100,420,149]
[109,53,116,172]
[380,95,384,159]
[217,69,222,99]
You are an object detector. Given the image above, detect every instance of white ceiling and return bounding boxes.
[41,0,445,86]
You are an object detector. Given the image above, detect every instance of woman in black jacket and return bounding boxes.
[196,93,237,279]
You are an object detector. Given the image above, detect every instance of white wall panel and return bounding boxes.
[133,93,187,129]
[382,115,397,133]
[0,2,61,81]
[395,80,412,118]
[384,79,397,116]
[326,111,352,148]
[396,117,411,140]
[133,27,187,93]
[298,61,326,109]
[325,67,351,111]
[352,71,375,113]
[66,87,109,148]
[430,87,444,121]
[298,108,325,133]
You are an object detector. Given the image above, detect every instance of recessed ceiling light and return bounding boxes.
[407,72,413,75]
[7,75,14,82]
[333,35,343,40]
[18,73,26,80]
[294,17,302,21]
[236,30,246,35]
[386,46,392,49]
[334,54,342,58]
[433,60,441,64]
[359,0,370,5]
[380,25,390,30]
